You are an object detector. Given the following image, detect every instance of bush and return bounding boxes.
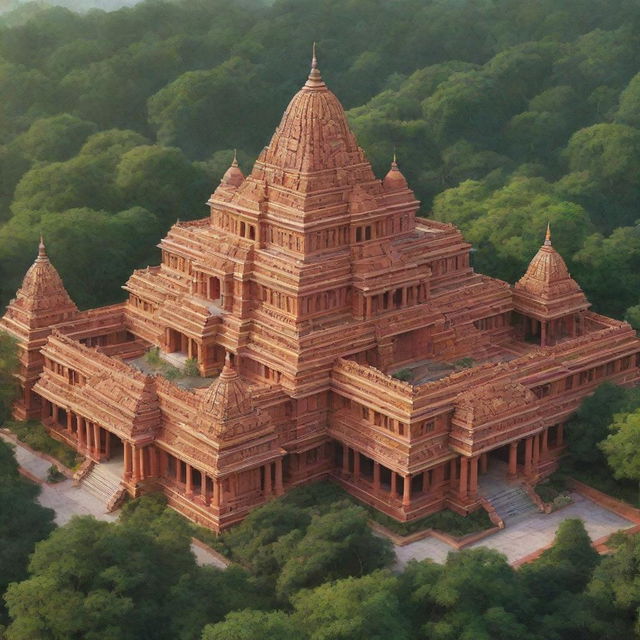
[144,346,162,365]
[5,420,81,469]
[183,358,200,377]
[392,368,413,382]
[46,465,65,483]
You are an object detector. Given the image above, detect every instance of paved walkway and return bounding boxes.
[394,491,634,569]
[2,434,227,569]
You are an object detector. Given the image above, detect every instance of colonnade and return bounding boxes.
[157,449,283,510]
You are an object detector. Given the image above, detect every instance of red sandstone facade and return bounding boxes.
[3,56,640,531]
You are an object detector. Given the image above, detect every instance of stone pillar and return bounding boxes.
[557,423,564,447]
[85,421,92,456]
[150,447,158,477]
[185,464,193,497]
[541,321,547,347]
[480,452,488,474]
[533,434,540,469]
[390,471,397,498]
[402,474,411,507]
[66,411,73,433]
[124,442,131,479]
[138,448,145,480]
[373,462,380,491]
[469,456,479,497]
[159,450,168,477]
[264,463,272,495]
[78,417,86,450]
[104,431,111,459]
[203,476,211,506]
[212,478,221,507]
[508,442,518,478]
[342,445,349,474]
[93,423,100,458]
[275,459,284,495]
[132,446,141,482]
[542,428,549,455]
[353,451,360,481]
[524,437,533,475]
[459,457,468,498]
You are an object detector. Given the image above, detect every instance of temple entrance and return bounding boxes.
[208,276,221,302]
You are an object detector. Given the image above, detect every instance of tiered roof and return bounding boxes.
[513,226,589,320]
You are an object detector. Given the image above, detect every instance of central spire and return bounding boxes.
[305,41,325,89]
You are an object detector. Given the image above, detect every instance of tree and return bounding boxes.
[4,501,196,639]
[587,532,640,639]
[291,571,412,640]
[600,409,640,499]
[202,610,304,640]
[0,330,18,422]
[275,502,394,600]
[0,439,55,625]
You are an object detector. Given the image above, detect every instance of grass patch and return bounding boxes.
[143,348,201,381]
[5,420,82,469]
[392,368,413,382]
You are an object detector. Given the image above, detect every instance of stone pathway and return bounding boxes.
[394,491,634,570]
[2,433,227,569]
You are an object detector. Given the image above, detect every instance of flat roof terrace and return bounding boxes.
[126,350,215,390]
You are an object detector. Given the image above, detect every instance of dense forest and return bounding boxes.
[0,0,639,321]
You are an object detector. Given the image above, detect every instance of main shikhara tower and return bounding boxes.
[3,53,639,531]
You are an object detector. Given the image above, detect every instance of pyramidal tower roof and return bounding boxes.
[1,237,78,337]
[513,225,589,320]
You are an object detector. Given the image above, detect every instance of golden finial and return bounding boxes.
[544,222,551,246]
[232,148,238,167]
[312,41,317,69]
[392,148,398,169]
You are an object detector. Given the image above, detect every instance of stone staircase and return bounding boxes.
[479,461,540,523]
[482,485,539,522]
[80,463,123,510]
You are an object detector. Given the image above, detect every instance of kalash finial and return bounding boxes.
[220,351,237,379]
[37,234,47,260]
[305,41,325,88]
[544,222,552,246]
[392,148,398,169]
[232,148,238,168]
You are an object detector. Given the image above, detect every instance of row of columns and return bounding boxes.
[156,449,283,510]
[342,445,413,507]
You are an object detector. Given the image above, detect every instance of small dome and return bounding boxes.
[220,151,244,188]
[199,353,252,424]
[383,155,408,191]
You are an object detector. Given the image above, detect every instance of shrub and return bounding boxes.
[5,420,81,469]
[46,465,65,483]
[392,368,413,382]
[183,358,200,377]
[144,347,162,365]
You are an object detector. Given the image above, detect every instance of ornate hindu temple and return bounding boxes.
[3,52,640,531]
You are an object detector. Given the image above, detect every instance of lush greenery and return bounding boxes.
[4,419,82,468]
[0,330,18,422]
[0,0,638,324]
[564,382,640,505]
[0,438,55,627]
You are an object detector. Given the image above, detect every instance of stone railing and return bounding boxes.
[72,459,94,486]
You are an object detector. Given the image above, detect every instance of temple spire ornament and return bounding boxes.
[305,41,325,89]
[545,222,551,246]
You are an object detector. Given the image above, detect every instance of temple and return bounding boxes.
[3,53,640,531]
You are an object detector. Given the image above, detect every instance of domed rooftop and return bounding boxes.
[200,353,253,424]
[12,238,78,317]
[220,150,244,188]
[383,154,408,191]
[259,45,364,174]
[513,225,589,319]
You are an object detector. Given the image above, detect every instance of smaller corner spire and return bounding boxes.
[232,148,238,167]
[305,41,325,89]
[220,351,237,379]
[392,148,398,169]
[544,222,551,246]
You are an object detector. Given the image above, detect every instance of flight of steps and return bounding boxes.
[482,485,540,522]
[81,464,122,507]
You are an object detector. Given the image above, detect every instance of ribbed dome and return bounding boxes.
[260,53,362,173]
[383,156,408,191]
[515,230,584,300]
[15,238,78,315]
[199,354,253,424]
[220,151,244,188]
[513,226,589,319]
